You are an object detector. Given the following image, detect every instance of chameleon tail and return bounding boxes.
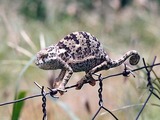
[110,50,140,68]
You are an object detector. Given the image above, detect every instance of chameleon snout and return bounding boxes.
[35,50,49,66]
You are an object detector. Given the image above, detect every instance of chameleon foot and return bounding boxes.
[88,79,96,86]
[88,75,96,86]
[57,86,67,95]
[76,76,96,90]
[76,77,86,90]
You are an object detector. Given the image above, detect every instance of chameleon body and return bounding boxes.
[35,31,140,93]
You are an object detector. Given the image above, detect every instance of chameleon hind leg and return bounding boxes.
[76,61,109,89]
[76,71,96,90]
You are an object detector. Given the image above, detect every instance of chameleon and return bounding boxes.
[35,31,140,94]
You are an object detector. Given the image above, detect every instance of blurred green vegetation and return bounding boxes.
[0,0,160,120]
[19,0,47,21]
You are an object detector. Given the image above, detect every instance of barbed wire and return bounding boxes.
[0,57,160,120]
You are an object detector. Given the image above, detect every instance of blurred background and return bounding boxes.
[0,0,160,119]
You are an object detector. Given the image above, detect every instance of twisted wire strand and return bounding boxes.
[41,86,47,120]
[92,74,118,120]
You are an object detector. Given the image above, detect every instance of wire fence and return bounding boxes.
[0,57,160,120]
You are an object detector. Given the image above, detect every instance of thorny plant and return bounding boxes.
[0,57,160,120]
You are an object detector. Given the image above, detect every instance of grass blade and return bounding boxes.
[11,91,27,120]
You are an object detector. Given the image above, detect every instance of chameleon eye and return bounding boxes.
[43,53,48,58]
[38,50,48,58]
[39,53,48,60]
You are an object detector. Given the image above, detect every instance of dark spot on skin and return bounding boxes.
[85,35,89,39]
[81,32,89,39]
[92,52,95,56]
[70,33,77,40]
[57,42,64,48]
[58,43,71,53]
[65,52,69,57]
[64,33,76,41]
[100,56,105,60]
[86,40,91,47]
[72,45,75,48]
[95,49,99,54]
[74,39,79,44]
[84,48,91,54]
[79,31,84,35]
[92,36,98,42]
[64,35,70,40]
[96,42,100,48]
[71,53,75,59]
[76,47,82,53]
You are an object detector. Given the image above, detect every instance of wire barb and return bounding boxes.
[47,87,59,98]
[123,64,135,77]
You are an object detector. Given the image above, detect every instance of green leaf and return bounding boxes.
[11,91,27,120]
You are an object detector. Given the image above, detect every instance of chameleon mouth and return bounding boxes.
[35,57,49,69]
[35,59,40,66]
[35,60,45,69]
[35,60,39,65]
[35,57,43,66]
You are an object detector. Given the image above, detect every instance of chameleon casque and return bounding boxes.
[35,31,140,94]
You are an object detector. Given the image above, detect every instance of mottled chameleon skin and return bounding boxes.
[35,31,140,93]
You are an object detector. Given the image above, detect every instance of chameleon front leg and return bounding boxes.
[57,64,73,94]
[76,61,109,89]
[52,69,66,88]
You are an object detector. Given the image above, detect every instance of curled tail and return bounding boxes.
[110,50,140,68]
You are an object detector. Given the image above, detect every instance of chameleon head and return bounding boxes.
[35,45,65,70]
